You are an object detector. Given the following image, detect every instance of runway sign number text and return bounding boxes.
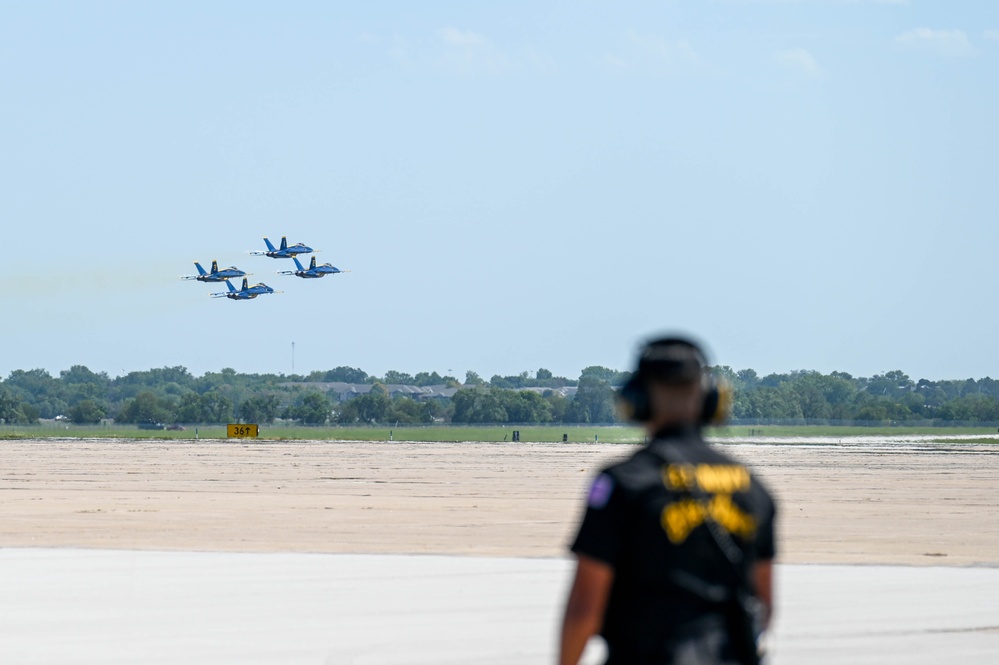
[227,424,259,438]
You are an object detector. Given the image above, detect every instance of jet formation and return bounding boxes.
[184,236,349,302]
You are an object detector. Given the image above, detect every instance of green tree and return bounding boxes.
[787,372,832,419]
[413,371,445,387]
[866,370,914,399]
[175,393,204,423]
[59,366,111,408]
[69,399,106,424]
[464,371,486,386]
[60,365,109,385]
[170,391,231,423]
[503,390,553,423]
[34,397,69,419]
[489,375,514,389]
[451,389,479,422]
[0,388,32,424]
[5,368,57,399]
[385,396,433,424]
[565,377,616,423]
[319,366,370,383]
[200,391,234,423]
[451,389,508,423]
[116,391,175,424]
[938,394,999,422]
[711,365,738,387]
[855,405,888,422]
[287,392,331,425]
[382,370,415,385]
[543,391,569,422]
[239,394,281,424]
[733,386,803,420]
[579,366,629,386]
[735,368,760,391]
[347,391,390,423]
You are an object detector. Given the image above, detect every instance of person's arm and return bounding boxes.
[559,554,614,665]
[752,559,774,628]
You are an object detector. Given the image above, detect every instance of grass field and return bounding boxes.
[711,424,999,439]
[2,422,998,443]
[0,423,644,443]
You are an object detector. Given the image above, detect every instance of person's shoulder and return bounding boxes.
[599,447,662,491]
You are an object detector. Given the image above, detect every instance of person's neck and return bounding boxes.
[644,419,698,438]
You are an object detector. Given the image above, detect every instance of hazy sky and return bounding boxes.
[3,1,998,382]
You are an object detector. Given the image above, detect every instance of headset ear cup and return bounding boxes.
[700,376,732,425]
[617,375,650,423]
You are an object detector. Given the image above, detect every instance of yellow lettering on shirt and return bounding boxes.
[662,498,707,543]
[659,463,756,543]
[663,464,750,493]
[664,463,697,491]
[708,494,756,538]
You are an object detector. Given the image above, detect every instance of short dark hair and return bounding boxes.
[636,337,707,384]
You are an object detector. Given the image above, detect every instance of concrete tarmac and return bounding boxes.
[2,438,998,663]
[1,549,998,664]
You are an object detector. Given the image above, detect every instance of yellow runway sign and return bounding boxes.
[227,424,259,438]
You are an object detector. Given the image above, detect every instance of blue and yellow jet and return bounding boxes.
[252,236,314,259]
[211,278,279,301]
[182,260,248,283]
[278,255,349,279]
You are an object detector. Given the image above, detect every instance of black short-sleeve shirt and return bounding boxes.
[570,426,776,650]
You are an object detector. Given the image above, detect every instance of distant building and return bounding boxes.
[519,386,578,399]
[278,382,460,403]
[276,382,571,403]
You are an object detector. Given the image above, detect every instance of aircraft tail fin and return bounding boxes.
[280,236,288,250]
[309,256,317,269]
[241,278,249,291]
[225,279,237,293]
[194,262,208,276]
[210,260,219,275]
[263,237,277,252]
[293,257,306,272]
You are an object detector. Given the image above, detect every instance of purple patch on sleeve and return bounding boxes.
[587,474,614,509]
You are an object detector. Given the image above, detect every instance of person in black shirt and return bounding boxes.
[559,337,776,665]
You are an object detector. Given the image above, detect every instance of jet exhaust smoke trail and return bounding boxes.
[0,261,205,300]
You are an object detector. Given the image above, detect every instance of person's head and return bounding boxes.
[617,336,724,433]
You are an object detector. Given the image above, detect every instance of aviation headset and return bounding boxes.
[615,337,732,426]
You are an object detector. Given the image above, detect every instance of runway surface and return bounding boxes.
[3,438,998,564]
[1,549,997,664]
[2,437,998,662]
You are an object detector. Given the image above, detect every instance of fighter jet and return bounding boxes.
[278,255,349,279]
[210,278,279,301]
[182,260,249,283]
[251,236,314,259]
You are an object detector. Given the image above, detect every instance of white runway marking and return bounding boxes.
[1,550,997,664]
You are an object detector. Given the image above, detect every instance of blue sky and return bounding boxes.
[2,1,997,382]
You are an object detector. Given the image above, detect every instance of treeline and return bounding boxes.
[0,365,618,426]
[299,366,581,390]
[2,363,999,426]
[717,367,999,423]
